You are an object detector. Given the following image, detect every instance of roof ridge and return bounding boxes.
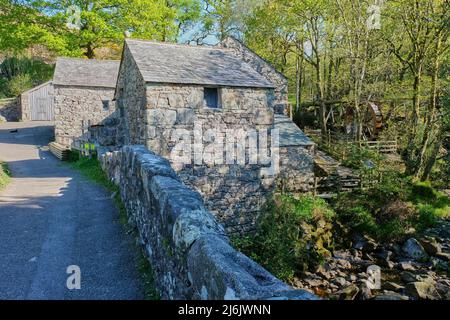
[125,38,231,52]
[56,57,121,63]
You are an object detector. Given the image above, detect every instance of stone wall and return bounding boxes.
[20,93,30,121]
[144,84,276,233]
[0,98,20,122]
[275,114,316,193]
[53,86,116,146]
[115,44,147,146]
[220,37,289,115]
[98,145,317,300]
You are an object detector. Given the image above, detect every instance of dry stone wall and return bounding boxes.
[98,144,318,300]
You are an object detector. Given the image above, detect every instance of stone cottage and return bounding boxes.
[113,38,316,233]
[52,58,120,146]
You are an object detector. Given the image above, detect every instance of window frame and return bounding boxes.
[203,87,221,109]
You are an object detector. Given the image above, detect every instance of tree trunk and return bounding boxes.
[417,35,442,179]
[85,44,95,59]
[405,70,422,174]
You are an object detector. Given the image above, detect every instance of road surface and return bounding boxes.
[0,121,143,299]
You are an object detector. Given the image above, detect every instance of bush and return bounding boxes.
[6,74,33,96]
[0,162,11,190]
[333,177,448,241]
[0,57,53,97]
[411,181,437,202]
[233,194,335,282]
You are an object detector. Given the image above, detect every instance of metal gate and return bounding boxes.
[29,82,54,121]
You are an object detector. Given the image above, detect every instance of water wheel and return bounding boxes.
[345,102,383,140]
[362,102,383,140]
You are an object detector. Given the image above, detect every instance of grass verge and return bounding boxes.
[69,155,160,300]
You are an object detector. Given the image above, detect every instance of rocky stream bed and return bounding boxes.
[293,220,450,300]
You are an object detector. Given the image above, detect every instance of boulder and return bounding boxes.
[383,282,405,292]
[435,252,450,262]
[353,235,378,253]
[419,238,442,256]
[374,291,409,300]
[330,285,359,300]
[402,238,428,261]
[405,281,441,300]
[357,282,372,300]
[399,261,416,271]
[400,271,418,283]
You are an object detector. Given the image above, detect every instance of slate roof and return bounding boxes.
[275,114,315,147]
[125,39,275,88]
[53,58,120,88]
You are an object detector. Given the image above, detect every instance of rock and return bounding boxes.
[316,265,332,280]
[435,252,450,262]
[402,238,428,261]
[334,277,348,287]
[330,285,360,300]
[380,259,395,269]
[399,261,416,271]
[304,278,323,287]
[0,115,6,122]
[336,258,352,269]
[349,275,357,282]
[375,250,393,261]
[400,271,418,283]
[374,291,409,300]
[383,282,405,292]
[353,235,378,253]
[435,282,450,296]
[363,252,375,261]
[405,281,441,300]
[419,238,442,256]
[357,282,372,300]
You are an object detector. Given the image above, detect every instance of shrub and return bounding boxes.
[0,162,11,190]
[411,181,437,202]
[233,194,335,282]
[6,74,33,96]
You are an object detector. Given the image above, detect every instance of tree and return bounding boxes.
[0,0,203,58]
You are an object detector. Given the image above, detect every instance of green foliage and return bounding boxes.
[0,57,54,97]
[232,194,335,282]
[6,74,33,96]
[334,177,449,241]
[0,162,11,190]
[1,0,203,58]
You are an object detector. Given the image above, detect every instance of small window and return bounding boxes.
[204,88,220,108]
[102,100,110,111]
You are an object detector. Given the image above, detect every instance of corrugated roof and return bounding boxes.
[125,39,275,88]
[53,58,120,88]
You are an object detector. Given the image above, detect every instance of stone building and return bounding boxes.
[52,58,120,146]
[113,38,315,233]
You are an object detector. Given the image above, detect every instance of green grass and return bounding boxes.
[69,155,160,300]
[0,161,11,190]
